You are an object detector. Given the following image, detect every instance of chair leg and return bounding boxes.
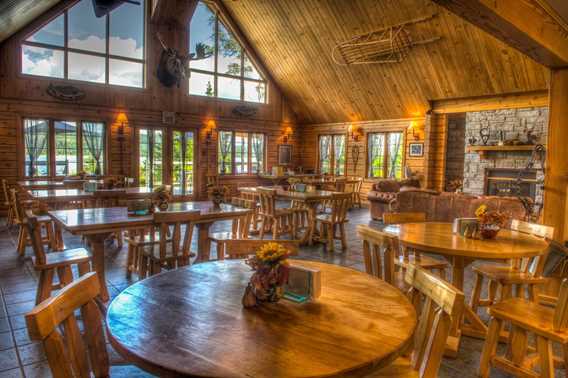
[339,223,347,251]
[272,217,278,240]
[479,317,503,378]
[36,269,54,305]
[77,261,90,276]
[327,224,334,253]
[536,336,555,377]
[470,273,483,312]
[126,244,134,279]
[45,222,56,251]
[17,226,27,256]
[57,265,74,287]
[218,242,225,260]
[259,218,265,240]
[139,255,148,279]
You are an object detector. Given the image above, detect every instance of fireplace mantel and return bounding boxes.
[466,145,536,159]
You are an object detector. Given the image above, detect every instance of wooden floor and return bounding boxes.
[0,208,558,377]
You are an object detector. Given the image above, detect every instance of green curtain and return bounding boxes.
[24,119,49,177]
[82,122,105,175]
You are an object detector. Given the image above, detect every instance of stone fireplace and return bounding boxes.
[462,107,548,204]
[484,168,537,200]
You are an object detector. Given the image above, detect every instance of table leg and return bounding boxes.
[300,204,318,246]
[195,223,213,262]
[85,233,112,302]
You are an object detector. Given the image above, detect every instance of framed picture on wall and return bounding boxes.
[278,144,293,165]
[409,142,424,157]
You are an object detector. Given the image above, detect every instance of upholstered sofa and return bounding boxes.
[388,190,529,225]
[366,179,421,219]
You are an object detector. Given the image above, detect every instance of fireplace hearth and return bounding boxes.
[484,168,537,200]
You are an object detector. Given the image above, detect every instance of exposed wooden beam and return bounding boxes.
[0,0,63,43]
[430,90,549,114]
[543,68,568,242]
[432,0,568,68]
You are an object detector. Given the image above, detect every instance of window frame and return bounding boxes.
[217,130,266,176]
[19,0,146,89]
[366,130,406,179]
[171,129,196,197]
[136,126,165,189]
[20,118,108,178]
[188,2,268,104]
[317,134,347,176]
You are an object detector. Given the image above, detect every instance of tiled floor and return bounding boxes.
[0,208,559,377]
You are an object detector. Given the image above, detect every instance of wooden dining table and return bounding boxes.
[106,259,417,377]
[28,187,153,207]
[48,202,252,302]
[383,222,549,356]
[239,186,339,245]
[17,180,66,190]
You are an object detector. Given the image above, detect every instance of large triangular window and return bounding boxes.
[189,1,267,103]
[21,0,146,88]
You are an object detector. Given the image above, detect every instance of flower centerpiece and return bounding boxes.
[208,185,227,208]
[153,185,172,210]
[475,204,508,239]
[242,242,291,308]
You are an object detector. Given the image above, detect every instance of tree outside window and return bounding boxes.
[319,134,345,175]
[367,131,404,179]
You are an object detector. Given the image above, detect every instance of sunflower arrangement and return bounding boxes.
[242,243,291,308]
[475,204,508,239]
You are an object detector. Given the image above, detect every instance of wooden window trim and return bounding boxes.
[20,118,108,179]
[217,130,266,176]
[366,130,406,179]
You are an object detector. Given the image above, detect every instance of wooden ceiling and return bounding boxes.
[222,0,550,124]
[0,0,62,43]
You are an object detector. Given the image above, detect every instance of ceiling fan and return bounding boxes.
[92,0,141,18]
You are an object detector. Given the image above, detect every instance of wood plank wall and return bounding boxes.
[0,0,299,213]
[298,118,426,202]
[424,113,448,191]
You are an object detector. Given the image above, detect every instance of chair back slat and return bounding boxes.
[153,210,200,261]
[26,272,109,378]
[222,240,299,259]
[383,212,426,224]
[510,219,554,275]
[231,197,255,238]
[1,179,10,204]
[9,188,23,223]
[329,192,351,223]
[258,188,277,217]
[24,210,47,266]
[404,264,464,378]
[553,279,568,331]
[358,225,398,284]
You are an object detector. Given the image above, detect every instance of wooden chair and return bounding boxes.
[470,220,554,315]
[371,264,465,377]
[25,272,149,378]
[257,188,296,240]
[382,212,448,278]
[138,210,199,277]
[10,189,58,255]
[210,197,254,260]
[316,192,351,252]
[25,211,91,304]
[221,239,299,259]
[358,224,401,288]
[2,179,14,227]
[479,279,568,378]
[350,176,364,208]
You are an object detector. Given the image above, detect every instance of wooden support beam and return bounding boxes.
[544,69,568,243]
[430,91,549,114]
[432,0,568,68]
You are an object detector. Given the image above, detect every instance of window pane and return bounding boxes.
[244,80,266,103]
[218,76,240,100]
[139,129,163,188]
[109,0,144,59]
[139,129,149,187]
[21,45,64,78]
[23,119,49,177]
[189,71,215,96]
[387,132,404,179]
[217,21,241,76]
[235,132,248,174]
[184,132,194,194]
[26,15,64,47]
[55,121,78,176]
[218,131,233,174]
[82,122,105,175]
[189,2,215,72]
[243,54,262,80]
[109,59,143,88]
[333,135,346,176]
[153,130,163,187]
[319,135,332,174]
[251,133,264,174]
[173,131,195,195]
[68,0,106,53]
[68,52,106,83]
[368,133,385,178]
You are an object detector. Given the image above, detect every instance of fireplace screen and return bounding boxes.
[484,168,537,199]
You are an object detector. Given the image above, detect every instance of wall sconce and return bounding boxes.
[282,126,293,143]
[348,124,363,142]
[408,121,422,140]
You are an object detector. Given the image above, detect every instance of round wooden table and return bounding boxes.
[106,260,417,377]
[388,222,549,355]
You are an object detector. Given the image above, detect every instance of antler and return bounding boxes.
[156,32,168,51]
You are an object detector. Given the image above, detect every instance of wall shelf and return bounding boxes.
[466,145,535,158]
